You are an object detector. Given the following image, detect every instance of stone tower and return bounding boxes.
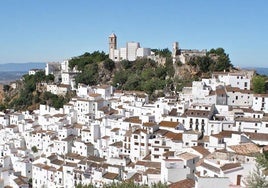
[109,33,117,60]
[172,42,179,64]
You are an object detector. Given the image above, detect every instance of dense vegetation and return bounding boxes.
[246,151,268,187]
[187,48,233,72]
[112,58,174,96]
[2,71,71,111]
[69,51,110,86]
[0,48,239,111]
[252,75,268,94]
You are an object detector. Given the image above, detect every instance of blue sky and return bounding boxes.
[0,1,267,68]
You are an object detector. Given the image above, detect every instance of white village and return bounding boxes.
[0,34,268,188]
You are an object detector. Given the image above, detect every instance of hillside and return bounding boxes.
[0,48,234,111]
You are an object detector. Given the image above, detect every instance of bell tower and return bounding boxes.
[109,33,117,60]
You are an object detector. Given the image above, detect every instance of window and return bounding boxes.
[154,148,159,151]
[155,141,160,144]
[134,135,138,139]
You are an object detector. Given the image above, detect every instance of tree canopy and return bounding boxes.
[252,75,267,94]
[245,152,268,187]
[188,47,233,73]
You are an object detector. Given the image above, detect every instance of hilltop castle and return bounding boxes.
[108,33,152,62]
[172,42,207,64]
[109,33,207,64]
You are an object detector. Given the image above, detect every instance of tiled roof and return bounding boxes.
[143,122,157,127]
[103,172,118,180]
[235,117,262,122]
[133,129,147,135]
[159,121,179,128]
[228,143,260,155]
[177,152,199,160]
[191,146,210,157]
[135,161,161,169]
[87,156,106,163]
[124,117,142,124]
[145,168,161,175]
[200,162,220,174]
[169,108,178,116]
[109,141,123,148]
[164,132,183,141]
[244,132,268,141]
[220,163,241,172]
[169,178,195,188]
[182,109,210,118]
[127,172,142,182]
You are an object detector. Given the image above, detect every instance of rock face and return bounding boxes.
[174,63,200,80]
[97,62,117,85]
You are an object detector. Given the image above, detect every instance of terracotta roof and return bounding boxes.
[228,143,260,155]
[253,93,268,97]
[159,121,179,128]
[211,131,236,139]
[143,122,157,127]
[177,152,199,160]
[169,108,178,116]
[14,177,28,186]
[244,132,268,141]
[191,146,210,157]
[87,156,106,163]
[226,86,252,94]
[34,163,57,172]
[169,178,195,188]
[89,93,101,97]
[220,163,241,172]
[101,135,110,139]
[164,132,182,141]
[103,172,118,180]
[124,117,142,124]
[215,86,226,95]
[111,127,120,132]
[133,129,147,135]
[127,172,142,182]
[145,168,161,175]
[109,141,123,148]
[163,151,175,157]
[182,109,210,118]
[200,162,220,174]
[135,161,161,169]
[235,117,261,122]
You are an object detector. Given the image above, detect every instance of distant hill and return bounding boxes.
[0,62,46,84]
[244,67,268,76]
[0,62,45,72]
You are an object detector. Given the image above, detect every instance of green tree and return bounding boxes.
[0,104,6,111]
[103,59,115,71]
[208,47,233,72]
[245,152,268,187]
[112,70,129,88]
[252,75,267,94]
[3,85,10,92]
[121,60,132,69]
[31,146,38,153]
[151,48,172,58]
